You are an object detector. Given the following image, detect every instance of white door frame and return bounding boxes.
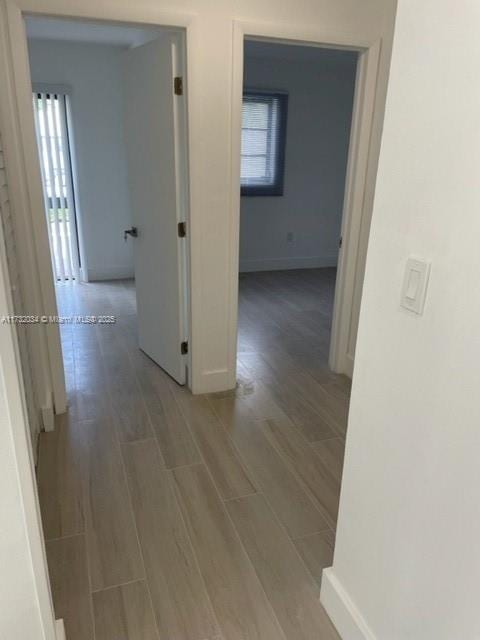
[0,164,59,638]
[229,20,381,380]
[0,0,198,391]
[0,0,67,429]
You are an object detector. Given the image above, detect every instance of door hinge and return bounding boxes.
[181,341,188,355]
[339,236,343,248]
[174,76,183,96]
[178,221,187,238]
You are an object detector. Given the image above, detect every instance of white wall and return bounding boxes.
[321,0,480,638]
[0,362,56,640]
[28,39,134,281]
[240,49,356,273]
[0,194,57,639]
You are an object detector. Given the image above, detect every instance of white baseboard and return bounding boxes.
[191,368,234,394]
[41,403,55,432]
[55,619,66,640]
[320,568,376,640]
[87,265,135,281]
[345,353,354,378]
[239,254,338,273]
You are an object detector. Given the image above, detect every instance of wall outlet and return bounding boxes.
[286,231,295,244]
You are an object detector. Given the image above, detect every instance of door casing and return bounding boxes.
[0,0,196,405]
[229,21,381,384]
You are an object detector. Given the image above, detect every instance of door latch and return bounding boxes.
[124,226,138,241]
[177,222,186,238]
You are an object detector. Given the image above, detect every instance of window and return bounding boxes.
[241,91,288,196]
[33,91,81,281]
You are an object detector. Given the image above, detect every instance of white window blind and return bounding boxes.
[33,92,80,282]
[240,91,287,196]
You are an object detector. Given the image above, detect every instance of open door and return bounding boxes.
[123,33,188,385]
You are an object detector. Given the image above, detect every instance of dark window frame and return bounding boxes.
[241,90,288,197]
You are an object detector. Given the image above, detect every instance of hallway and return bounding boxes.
[37,269,349,640]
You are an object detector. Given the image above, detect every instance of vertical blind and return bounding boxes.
[33,92,80,282]
[240,91,287,196]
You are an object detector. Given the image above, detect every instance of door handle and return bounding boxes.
[124,226,138,241]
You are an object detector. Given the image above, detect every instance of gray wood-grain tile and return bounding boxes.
[210,395,330,538]
[132,351,200,468]
[173,388,256,500]
[41,270,350,640]
[172,463,287,640]
[122,440,219,640]
[312,437,345,484]
[76,417,144,591]
[240,353,338,442]
[93,580,159,640]
[37,412,84,540]
[293,530,335,590]
[107,372,153,443]
[261,418,340,528]
[227,493,339,640]
[46,535,93,640]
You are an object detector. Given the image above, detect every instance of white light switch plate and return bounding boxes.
[400,258,430,315]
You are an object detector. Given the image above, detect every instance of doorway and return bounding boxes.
[237,40,358,379]
[237,38,358,386]
[229,26,382,391]
[26,16,191,387]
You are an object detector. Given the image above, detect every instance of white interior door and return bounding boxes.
[123,33,187,384]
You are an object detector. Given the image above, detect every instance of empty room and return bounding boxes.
[26,15,190,389]
[5,1,480,640]
[236,40,357,475]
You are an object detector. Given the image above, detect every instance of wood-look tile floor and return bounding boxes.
[37,268,350,640]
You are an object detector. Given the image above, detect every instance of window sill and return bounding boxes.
[241,188,284,197]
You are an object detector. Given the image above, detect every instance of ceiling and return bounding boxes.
[25,16,164,48]
[244,39,358,65]
[25,18,356,62]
